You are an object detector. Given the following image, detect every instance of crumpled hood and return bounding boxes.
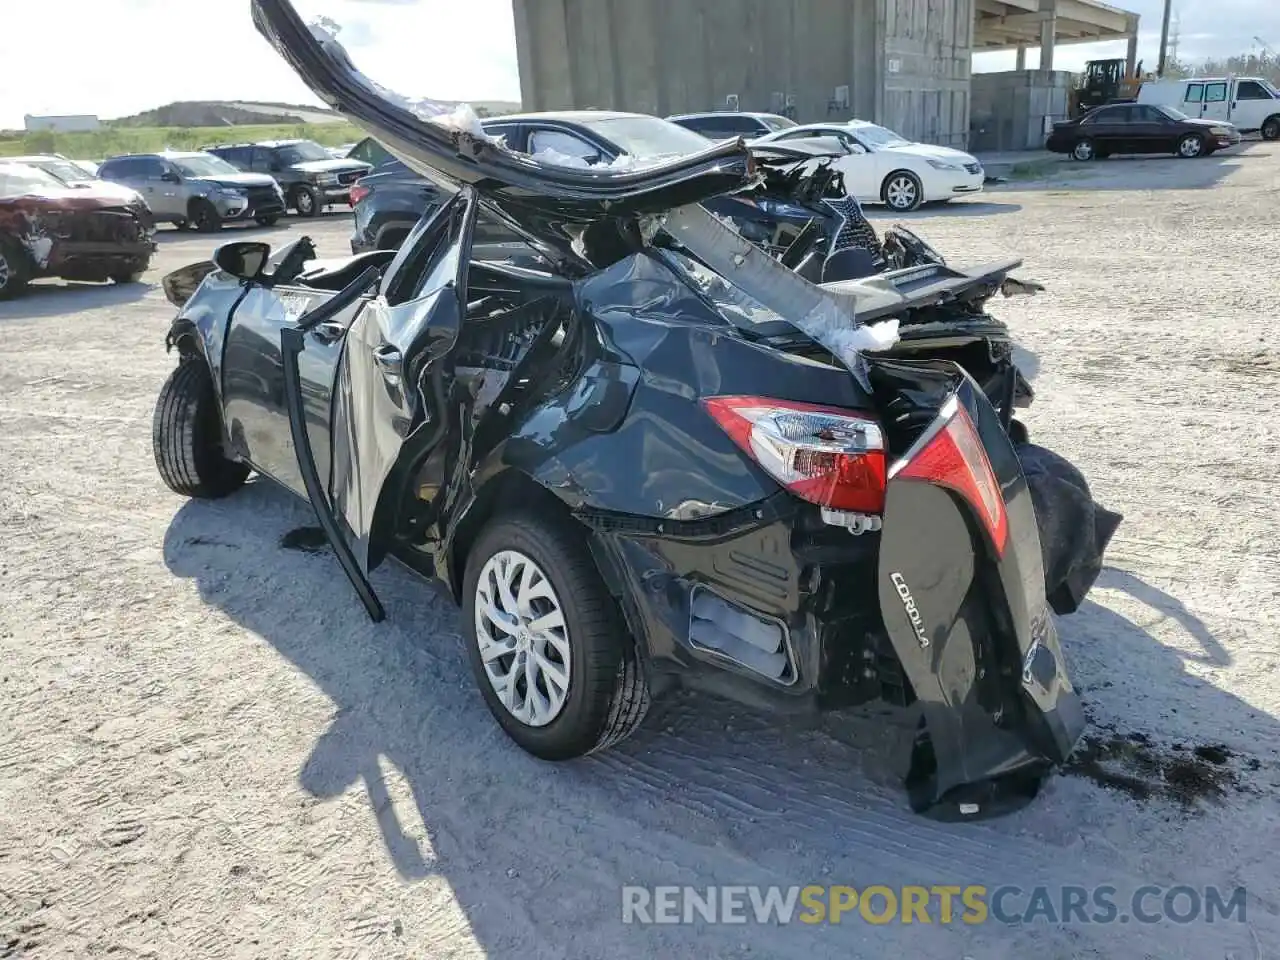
[0,186,144,211]
[290,157,372,175]
[67,178,146,203]
[249,0,757,221]
[880,142,978,164]
[187,171,280,188]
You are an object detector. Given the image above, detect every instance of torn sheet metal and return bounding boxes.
[661,203,900,387]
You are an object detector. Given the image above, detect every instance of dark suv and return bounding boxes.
[207,139,371,217]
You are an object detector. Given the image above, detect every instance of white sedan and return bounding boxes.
[752,120,985,212]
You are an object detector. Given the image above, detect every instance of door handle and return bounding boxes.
[373,344,402,369]
[311,320,347,343]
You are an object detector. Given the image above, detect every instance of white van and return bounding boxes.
[1137,76,1280,139]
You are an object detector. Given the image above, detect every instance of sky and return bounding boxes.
[1,0,1277,130]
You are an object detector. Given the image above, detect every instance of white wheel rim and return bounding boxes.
[0,254,9,288]
[298,191,314,213]
[475,549,571,727]
[1075,142,1092,160]
[887,177,916,208]
[1181,137,1200,157]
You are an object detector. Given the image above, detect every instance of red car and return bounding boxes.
[0,161,156,300]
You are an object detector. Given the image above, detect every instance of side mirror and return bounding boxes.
[213,241,271,282]
[583,153,604,166]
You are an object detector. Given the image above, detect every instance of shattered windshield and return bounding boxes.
[0,164,65,195]
[33,159,94,183]
[854,124,911,148]
[578,116,713,158]
[171,154,243,178]
[277,140,333,164]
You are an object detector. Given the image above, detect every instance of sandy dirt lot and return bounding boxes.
[2,144,1279,959]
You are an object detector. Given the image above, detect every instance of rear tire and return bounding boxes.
[0,237,31,301]
[462,512,650,760]
[152,358,249,499]
[1262,116,1280,141]
[1071,138,1096,161]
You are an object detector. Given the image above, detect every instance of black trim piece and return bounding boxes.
[280,325,386,622]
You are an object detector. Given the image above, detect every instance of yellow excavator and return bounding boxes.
[1068,58,1154,119]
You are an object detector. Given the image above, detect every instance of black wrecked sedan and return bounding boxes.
[150,0,1120,820]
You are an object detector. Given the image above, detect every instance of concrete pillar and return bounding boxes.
[1015,46,1027,70]
[1124,14,1140,75]
[1038,0,1056,72]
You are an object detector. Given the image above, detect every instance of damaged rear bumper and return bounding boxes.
[579,370,1107,820]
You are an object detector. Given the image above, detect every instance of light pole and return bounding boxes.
[1157,0,1173,76]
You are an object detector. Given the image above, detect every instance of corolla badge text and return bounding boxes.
[890,572,930,648]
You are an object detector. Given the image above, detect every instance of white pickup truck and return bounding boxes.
[1137,76,1280,140]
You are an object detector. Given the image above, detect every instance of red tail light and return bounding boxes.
[703,396,886,513]
[349,182,370,206]
[891,397,1008,555]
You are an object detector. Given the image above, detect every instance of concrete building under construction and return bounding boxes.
[511,0,1140,150]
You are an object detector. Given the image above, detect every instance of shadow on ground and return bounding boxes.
[0,278,152,320]
[868,200,1023,220]
[158,481,1275,958]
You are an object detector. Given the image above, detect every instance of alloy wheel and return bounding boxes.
[0,253,10,291]
[296,190,315,215]
[474,549,572,728]
[1073,140,1094,161]
[885,175,918,211]
[1179,135,1203,158]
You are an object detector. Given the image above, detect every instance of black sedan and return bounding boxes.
[1046,103,1240,160]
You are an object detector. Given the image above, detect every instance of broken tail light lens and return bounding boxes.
[349,182,371,206]
[703,395,886,513]
[891,396,1009,555]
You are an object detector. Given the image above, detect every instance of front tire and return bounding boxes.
[462,512,650,760]
[189,199,223,233]
[110,266,147,284]
[0,237,31,301]
[1176,133,1205,158]
[881,170,924,212]
[152,359,249,499]
[290,184,322,218]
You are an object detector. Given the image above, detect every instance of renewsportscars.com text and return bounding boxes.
[621,884,1247,926]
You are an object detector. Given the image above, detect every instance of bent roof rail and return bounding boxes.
[250,0,759,219]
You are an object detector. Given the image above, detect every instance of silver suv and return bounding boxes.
[96,151,286,231]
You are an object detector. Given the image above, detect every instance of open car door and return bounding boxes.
[282,188,476,620]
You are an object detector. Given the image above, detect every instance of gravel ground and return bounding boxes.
[2,144,1279,959]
